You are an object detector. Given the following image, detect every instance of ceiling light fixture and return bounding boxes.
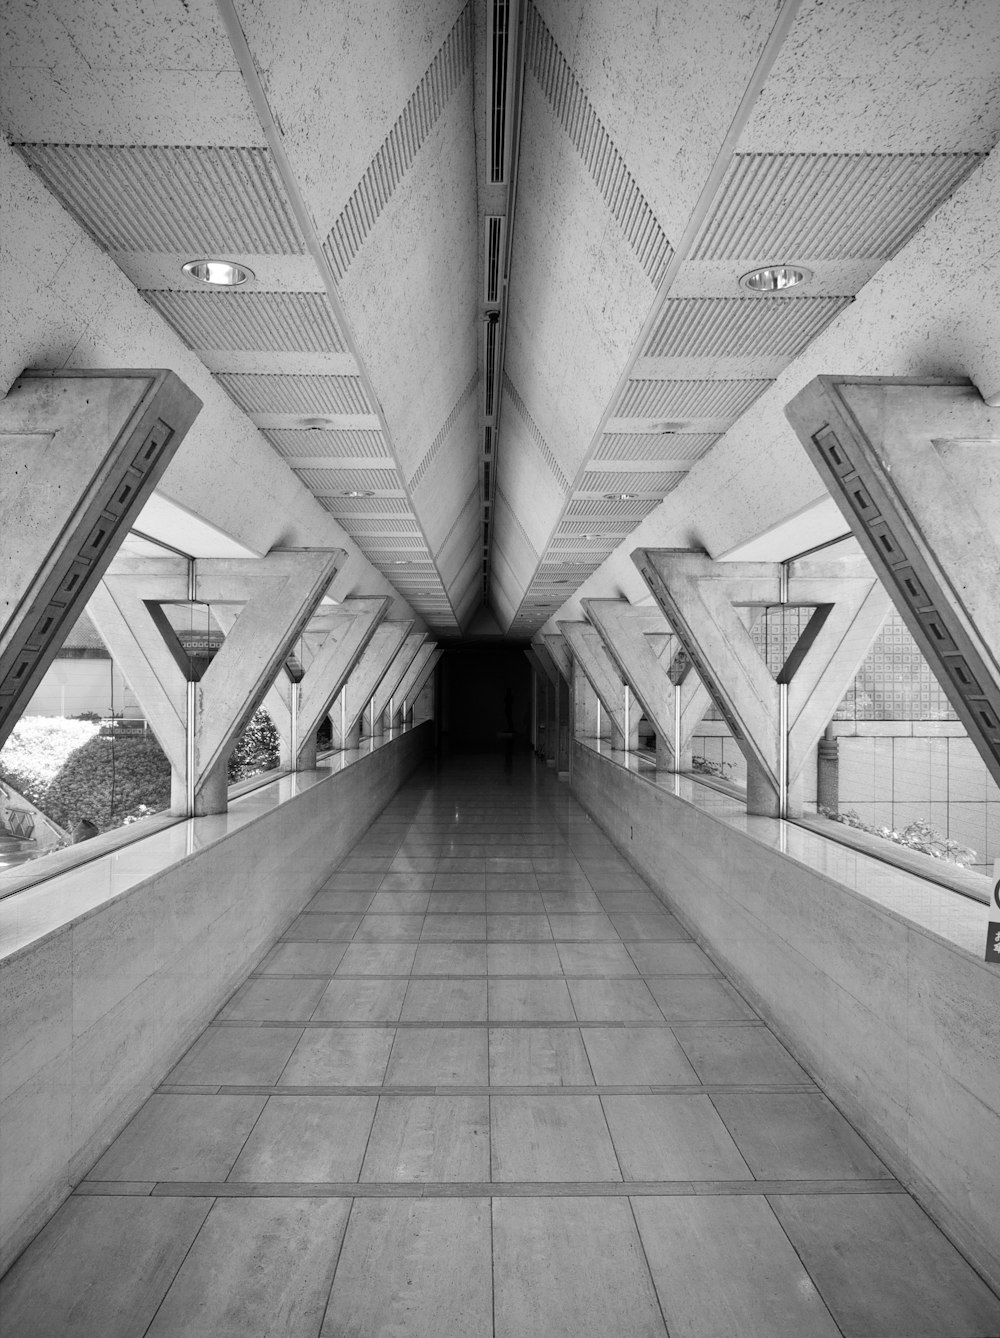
[339,489,374,498]
[182,259,253,287]
[604,492,639,501]
[739,264,812,293]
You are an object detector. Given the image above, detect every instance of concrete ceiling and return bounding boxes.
[3,0,999,639]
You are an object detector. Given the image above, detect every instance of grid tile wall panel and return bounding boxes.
[835,609,957,721]
[691,152,985,261]
[142,291,345,353]
[595,432,720,461]
[616,378,772,419]
[504,376,570,491]
[294,467,402,492]
[217,374,371,415]
[525,4,672,286]
[263,429,391,459]
[643,296,852,359]
[409,372,480,490]
[320,496,412,516]
[16,144,305,252]
[322,4,474,281]
[577,469,687,493]
[565,496,660,518]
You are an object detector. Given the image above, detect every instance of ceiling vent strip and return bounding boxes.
[320,495,412,516]
[322,3,474,282]
[559,519,646,534]
[294,467,402,492]
[596,432,720,462]
[484,321,500,418]
[617,378,772,419]
[409,372,480,491]
[551,536,618,550]
[484,216,506,302]
[577,469,687,494]
[487,1,513,183]
[356,535,428,550]
[340,519,422,535]
[690,152,985,261]
[141,291,345,354]
[263,429,390,459]
[503,375,570,491]
[217,373,371,416]
[643,296,852,359]
[15,144,304,253]
[524,4,672,287]
[566,496,660,518]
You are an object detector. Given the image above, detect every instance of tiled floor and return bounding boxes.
[4,750,1000,1336]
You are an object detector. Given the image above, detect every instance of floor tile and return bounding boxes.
[489,1027,594,1085]
[420,913,487,940]
[387,855,437,873]
[360,1095,490,1180]
[146,1198,350,1337]
[312,977,407,1022]
[711,1093,893,1180]
[633,1196,841,1338]
[279,1028,394,1085]
[567,978,664,1021]
[218,976,328,1022]
[541,890,605,912]
[401,978,487,1021]
[334,943,417,975]
[0,1197,211,1338]
[625,941,717,974]
[486,890,545,912]
[535,872,594,892]
[322,1199,492,1337]
[673,1025,811,1084]
[770,1193,1000,1337]
[384,1027,489,1085]
[647,976,757,1022]
[582,1027,699,1085]
[595,891,667,912]
[433,871,486,891]
[338,855,393,873]
[411,943,488,975]
[379,871,435,892]
[547,912,619,940]
[555,941,640,976]
[368,890,431,912]
[228,1095,377,1181]
[491,1094,621,1180]
[88,1094,266,1182]
[493,1197,666,1337]
[354,913,424,942]
[487,871,540,891]
[256,941,347,976]
[435,856,486,872]
[602,1094,752,1181]
[486,942,563,975]
[167,1026,302,1086]
[426,890,486,911]
[304,890,374,912]
[284,911,362,941]
[325,871,382,891]
[486,857,535,873]
[486,913,552,940]
[488,977,576,1021]
[610,910,688,940]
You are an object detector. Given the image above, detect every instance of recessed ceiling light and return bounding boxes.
[182,259,254,287]
[392,559,411,565]
[604,492,639,501]
[581,532,610,540]
[301,416,335,430]
[339,489,374,498]
[739,264,812,293]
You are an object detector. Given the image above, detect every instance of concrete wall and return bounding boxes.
[0,725,430,1274]
[571,742,1000,1296]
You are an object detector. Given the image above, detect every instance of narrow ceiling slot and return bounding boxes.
[483,425,493,456]
[488,0,511,183]
[483,460,492,496]
[484,215,505,303]
[484,319,498,417]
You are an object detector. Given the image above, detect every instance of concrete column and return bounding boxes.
[556,675,571,778]
[545,679,557,766]
[573,657,599,739]
[816,726,839,814]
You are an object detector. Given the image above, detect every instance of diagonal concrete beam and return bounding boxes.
[371,633,426,731]
[584,598,713,770]
[0,368,201,748]
[786,375,1000,791]
[390,641,439,726]
[542,633,573,685]
[329,621,413,748]
[92,549,343,813]
[529,640,560,688]
[633,549,890,815]
[559,621,639,750]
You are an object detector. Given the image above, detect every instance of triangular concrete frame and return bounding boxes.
[89,549,343,811]
[542,633,573,684]
[329,621,413,748]
[389,641,439,726]
[559,620,639,749]
[786,375,1000,790]
[583,598,713,769]
[370,633,426,729]
[633,549,890,814]
[214,596,388,768]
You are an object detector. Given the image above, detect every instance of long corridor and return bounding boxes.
[3,750,999,1337]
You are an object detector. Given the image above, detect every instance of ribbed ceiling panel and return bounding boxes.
[356,535,428,550]
[525,5,672,286]
[264,429,390,459]
[323,4,474,282]
[16,144,304,253]
[340,518,422,535]
[504,376,570,492]
[295,467,402,493]
[217,374,371,415]
[142,291,344,353]
[595,432,719,461]
[320,496,412,516]
[617,379,772,419]
[643,296,852,359]
[691,152,984,261]
[551,536,618,549]
[577,469,687,494]
[559,518,647,534]
[566,496,661,519]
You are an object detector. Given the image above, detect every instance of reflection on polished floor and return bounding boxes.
[3,750,999,1337]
